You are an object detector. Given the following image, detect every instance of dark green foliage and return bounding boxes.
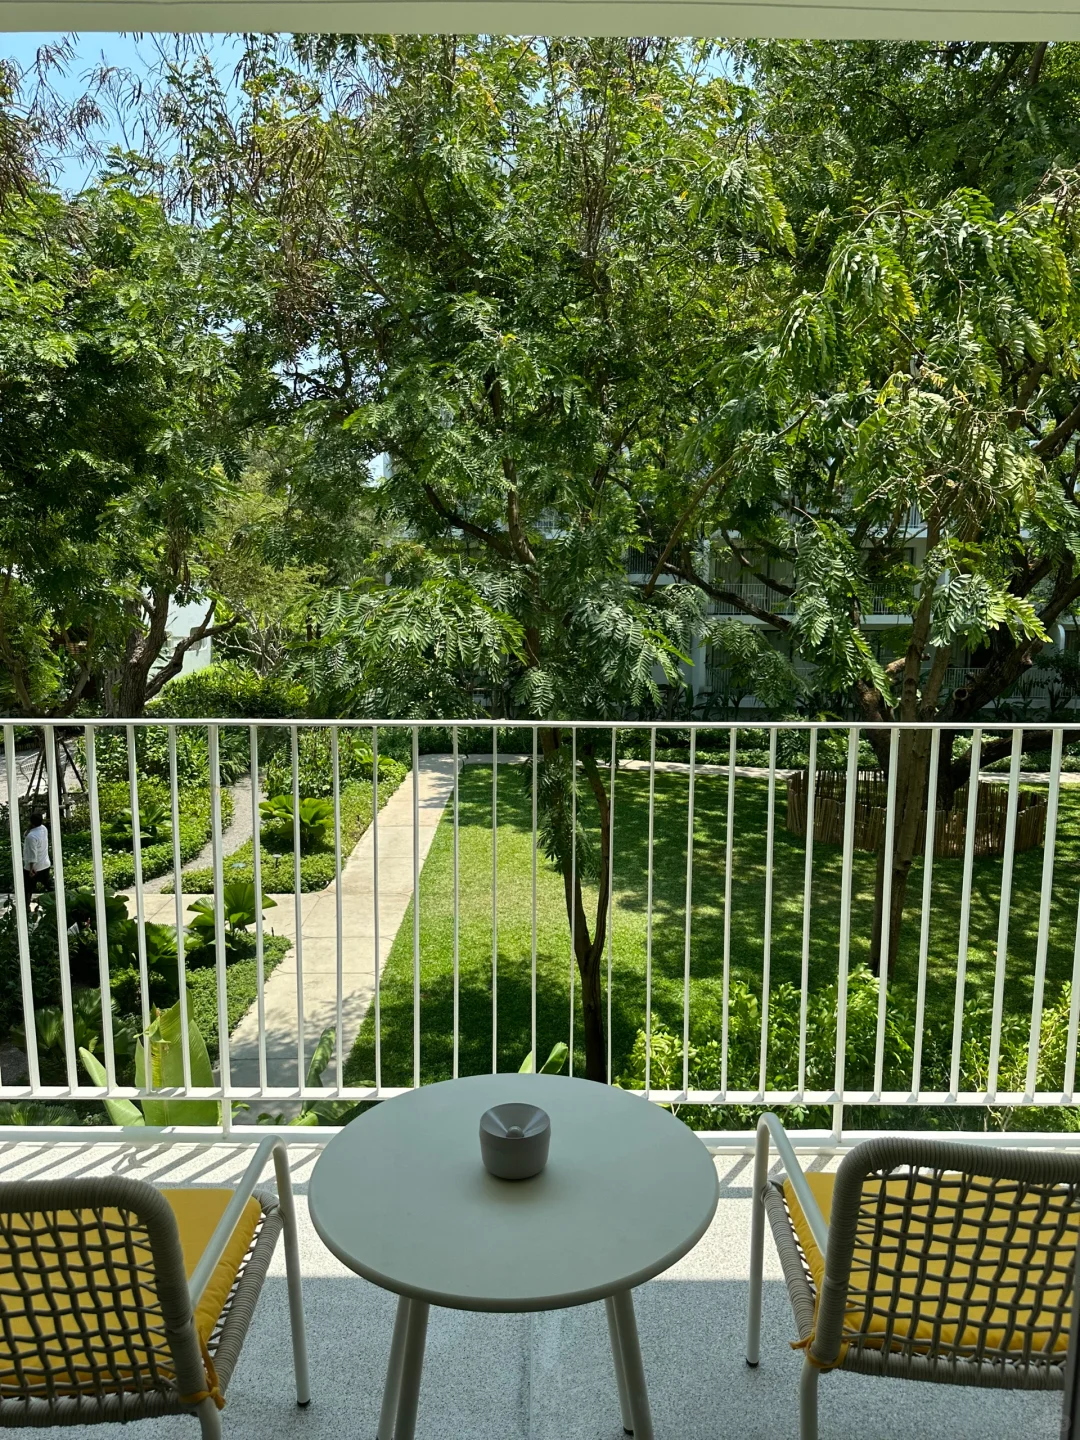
[179,775,403,893]
[102,798,170,849]
[262,728,407,799]
[0,776,230,894]
[186,881,276,962]
[259,795,333,851]
[151,661,307,721]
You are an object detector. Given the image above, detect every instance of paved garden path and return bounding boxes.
[138,755,459,1105]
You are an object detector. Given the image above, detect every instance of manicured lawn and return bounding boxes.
[346,764,1080,1111]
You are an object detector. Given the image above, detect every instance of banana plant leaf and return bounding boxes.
[78,1047,145,1127]
[135,1001,219,1127]
[518,1042,569,1075]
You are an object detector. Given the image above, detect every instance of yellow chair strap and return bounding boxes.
[179,1337,226,1411]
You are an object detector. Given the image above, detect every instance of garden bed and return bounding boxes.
[173,772,404,894]
[0,780,232,893]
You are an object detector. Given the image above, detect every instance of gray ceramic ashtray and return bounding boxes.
[479,1103,551,1180]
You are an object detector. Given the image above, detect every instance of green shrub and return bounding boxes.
[152,661,308,721]
[1,777,231,892]
[176,776,402,894]
[617,965,911,1130]
[186,881,277,962]
[102,797,171,849]
[0,904,64,1036]
[259,795,334,851]
[263,728,407,799]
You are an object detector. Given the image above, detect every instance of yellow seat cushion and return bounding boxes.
[0,1188,261,1401]
[160,1189,262,1347]
[784,1170,1079,1366]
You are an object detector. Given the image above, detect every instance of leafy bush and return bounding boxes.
[152,661,308,721]
[259,795,333,851]
[177,777,402,893]
[263,728,407,799]
[0,781,230,892]
[0,903,64,1035]
[618,965,911,1129]
[102,798,171,849]
[0,1102,80,1126]
[187,881,276,962]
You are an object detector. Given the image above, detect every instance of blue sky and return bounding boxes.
[1,32,239,191]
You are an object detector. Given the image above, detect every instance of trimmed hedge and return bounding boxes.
[0,781,231,892]
[174,775,402,893]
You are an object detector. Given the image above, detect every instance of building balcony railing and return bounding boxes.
[708,587,911,619]
[1,717,1079,1149]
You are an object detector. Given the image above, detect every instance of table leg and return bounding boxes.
[605,1296,634,1434]
[392,1299,430,1440]
[610,1289,654,1440]
[378,1297,412,1440]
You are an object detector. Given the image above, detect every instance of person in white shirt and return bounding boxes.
[22,810,52,906]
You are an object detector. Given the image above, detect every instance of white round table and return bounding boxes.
[308,1073,719,1440]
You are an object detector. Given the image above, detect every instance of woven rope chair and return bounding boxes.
[746,1114,1080,1440]
[0,1136,309,1437]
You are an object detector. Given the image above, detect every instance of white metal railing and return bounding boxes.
[708,587,908,619]
[2,718,1080,1149]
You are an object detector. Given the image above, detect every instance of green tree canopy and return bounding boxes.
[0,182,245,715]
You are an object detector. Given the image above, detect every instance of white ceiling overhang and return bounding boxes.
[0,0,1077,42]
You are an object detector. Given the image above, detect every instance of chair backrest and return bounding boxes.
[0,1174,207,1418]
[813,1136,1080,1378]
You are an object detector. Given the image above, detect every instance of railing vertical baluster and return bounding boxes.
[911,727,941,1096]
[987,727,1024,1098]
[412,725,420,1089]
[372,726,382,1093]
[721,726,736,1097]
[797,727,817,1098]
[85,726,116,1088]
[644,727,657,1096]
[834,726,861,1116]
[290,725,304,1091]
[453,725,461,1080]
[332,727,344,1090]
[125,724,151,1036]
[1064,882,1080,1101]
[1026,727,1064,1098]
[872,727,900,1098]
[249,725,266,1094]
[491,724,498,1075]
[168,725,192,1091]
[949,728,983,1098]
[569,727,576,1076]
[607,726,616,1086]
[45,728,76,1089]
[4,724,37,1090]
[758,726,777,1097]
[531,726,538,1073]
[209,725,230,1101]
[682,729,696,1097]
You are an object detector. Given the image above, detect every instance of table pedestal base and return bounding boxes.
[377,1290,654,1440]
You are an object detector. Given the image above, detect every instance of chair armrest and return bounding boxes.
[188,1137,293,1310]
[755,1112,829,1261]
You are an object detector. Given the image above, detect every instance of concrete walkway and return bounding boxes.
[138,755,460,1101]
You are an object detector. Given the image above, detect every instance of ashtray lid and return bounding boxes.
[480,1102,550,1141]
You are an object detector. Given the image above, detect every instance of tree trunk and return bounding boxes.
[544,726,612,1082]
[869,728,934,975]
[577,939,607,1083]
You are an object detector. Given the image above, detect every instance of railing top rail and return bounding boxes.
[4,717,1080,733]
